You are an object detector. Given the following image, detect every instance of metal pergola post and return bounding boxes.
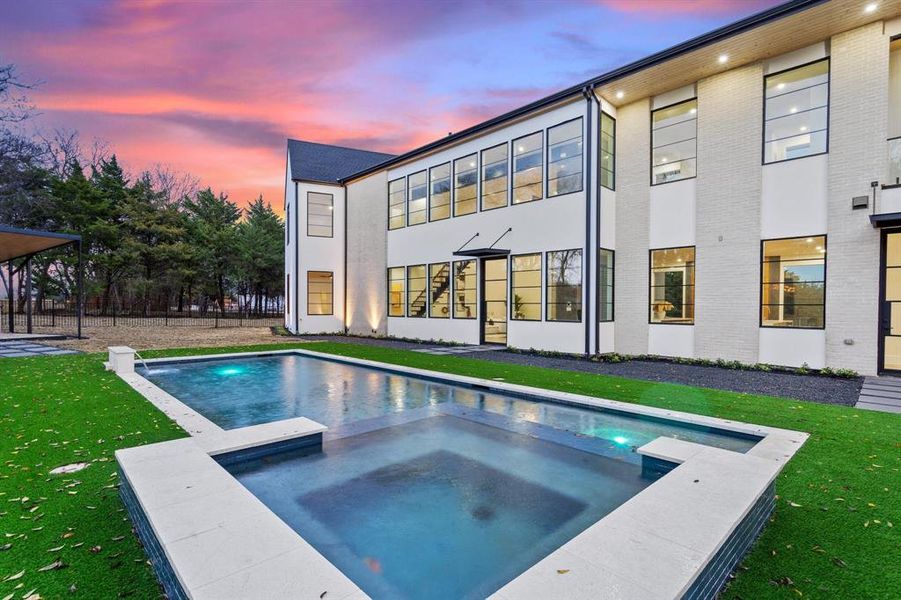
[76,239,83,339]
[25,255,32,333]
[6,260,13,334]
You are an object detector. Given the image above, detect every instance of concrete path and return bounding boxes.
[855,377,901,413]
[410,344,505,356]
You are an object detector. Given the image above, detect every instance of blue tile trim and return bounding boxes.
[119,471,188,600]
[213,432,323,467]
[681,482,776,599]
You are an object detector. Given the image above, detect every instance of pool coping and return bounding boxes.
[112,347,808,599]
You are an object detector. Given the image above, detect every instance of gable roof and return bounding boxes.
[287,139,394,184]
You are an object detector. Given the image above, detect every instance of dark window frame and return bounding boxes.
[510,252,542,322]
[406,170,428,227]
[286,204,290,245]
[306,270,334,316]
[453,152,479,217]
[511,130,544,205]
[759,234,827,330]
[428,162,452,222]
[406,264,428,319]
[388,177,406,230]
[648,245,696,326]
[598,247,615,322]
[428,262,451,319]
[480,142,509,212]
[306,191,334,238]
[387,266,405,318]
[452,259,477,320]
[650,98,698,187]
[545,248,583,322]
[600,112,616,191]
[546,117,584,198]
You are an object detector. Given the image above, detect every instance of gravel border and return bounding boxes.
[299,335,862,406]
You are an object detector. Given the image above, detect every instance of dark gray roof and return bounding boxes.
[287,139,394,184]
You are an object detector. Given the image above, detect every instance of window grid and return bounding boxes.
[480,143,508,211]
[600,112,615,191]
[651,99,697,186]
[546,249,582,322]
[407,170,428,226]
[307,271,334,315]
[407,264,427,318]
[760,236,826,329]
[598,248,614,322]
[649,247,695,324]
[511,253,541,321]
[454,154,478,217]
[388,178,406,230]
[763,58,830,164]
[429,163,451,222]
[429,262,451,318]
[453,260,477,319]
[547,118,584,197]
[512,132,543,205]
[387,267,405,317]
[307,192,334,237]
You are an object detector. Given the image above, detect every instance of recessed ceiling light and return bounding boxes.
[615,90,625,99]
[864,2,879,14]
[790,107,798,113]
[776,82,786,90]
[718,54,729,64]
[517,146,524,152]
[806,238,813,242]
[800,125,808,131]
[690,108,697,114]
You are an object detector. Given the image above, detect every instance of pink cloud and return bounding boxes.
[598,0,777,16]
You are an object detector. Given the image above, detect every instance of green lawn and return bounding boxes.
[1,341,898,599]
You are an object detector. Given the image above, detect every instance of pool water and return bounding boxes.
[141,353,758,453]
[226,414,654,599]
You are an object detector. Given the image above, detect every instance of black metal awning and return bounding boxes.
[869,212,901,228]
[452,247,510,258]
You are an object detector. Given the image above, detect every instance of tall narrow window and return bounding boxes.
[764,59,829,163]
[307,271,333,315]
[512,132,543,204]
[407,264,427,318]
[761,236,825,328]
[286,205,290,244]
[650,247,695,324]
[546,249,582,321]
[547,118,583,197]
[388,267,405,317]
[429,263,450,318]
[511,253,541,321]
[600,112,615,190]
[454,154,478,216]
[429,163,451,221]
[598,248,614,322]
[652,99,697,185]
[408,171,427,226]
[481,143,508,210]
[388,178,406,230]
[286,274,290,312]
[307,192,334,237]
[890,39,901,185]
[453,260,476,319]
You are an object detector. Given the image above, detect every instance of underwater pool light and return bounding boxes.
[217,367,243,376]
[613,436,628,445]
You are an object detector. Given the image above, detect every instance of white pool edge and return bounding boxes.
[112,347,808,600]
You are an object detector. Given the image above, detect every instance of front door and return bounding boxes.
[481,257,507,345]
[880,231,901,372]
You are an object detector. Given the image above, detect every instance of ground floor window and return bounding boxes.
[598,248,613,322]
[286,274,290,313]
[307,271,333,315]
[761,236,825,328]
[546,249,582,321]
[511,253,541,320]
[388,267,405,317]
[453,260,477,319]
[650,247,694,324]
[407,265,427,318]
[430,263,451,318]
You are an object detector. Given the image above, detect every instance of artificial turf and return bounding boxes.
[1,341,898,599]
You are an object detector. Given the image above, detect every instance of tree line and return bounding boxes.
[0,62,284,317]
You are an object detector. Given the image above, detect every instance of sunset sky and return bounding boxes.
[1,0,782,212]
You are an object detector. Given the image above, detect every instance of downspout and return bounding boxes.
[582,85,595,357]
[343,182,348,334]
[294,181,300,334]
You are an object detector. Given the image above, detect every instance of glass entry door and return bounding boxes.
[882,232,901,372]
[481,257,508,345]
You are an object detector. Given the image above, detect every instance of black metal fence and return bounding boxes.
[0,298,283,332]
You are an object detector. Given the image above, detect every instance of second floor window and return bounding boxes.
[600,112,615,190]
[481,143,508,210]
[408,170,428,226]
[307,192,333,237]
[547,118,583,196]
[764,59,829,164]
[429,163,451,221]
[652,99,697,185]
[512,132,543,204]
[454,154,478,216]
[388,178,406,230]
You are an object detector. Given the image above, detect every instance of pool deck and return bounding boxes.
[113,347,808,600]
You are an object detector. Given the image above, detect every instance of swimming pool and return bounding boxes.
[139,353,759,453]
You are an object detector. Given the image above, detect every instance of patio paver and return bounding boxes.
[855,376,901,413]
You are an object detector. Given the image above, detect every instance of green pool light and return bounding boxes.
[613,436,628,445]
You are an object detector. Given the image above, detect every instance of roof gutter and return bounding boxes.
[338,0,824,183]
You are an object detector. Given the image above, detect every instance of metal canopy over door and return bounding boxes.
[880,231,901,372]
[481,257,507,345]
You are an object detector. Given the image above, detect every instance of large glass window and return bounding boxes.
[429,163,451,221]
[453,260,476,319]
[388,267,405,317]
[761,236,825,328]
[652,99,697,185]
[511,253,541,321]
[388,178,406,230]
[764,59,829,163]
[650,247,695,324]
[598,248,614,322]
[890,39,901,185]
[407,170,427,226]
[512,132,543,204]
[429,263,451,318]
[481,143,508,210]
[307,271,333,315]
[307,192,333,237]
[407,265,427,318]
[600,112,615,190]
[454,154,478,216]
[547,119,583,197]
[546,249,582,321]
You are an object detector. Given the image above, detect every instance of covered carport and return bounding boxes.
[0,225,83,339]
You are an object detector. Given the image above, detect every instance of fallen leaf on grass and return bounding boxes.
[831,557,847,568]
[89,546,101,553]
[38,560,66,572]
[3,570,24,582]
[788,501,802,508]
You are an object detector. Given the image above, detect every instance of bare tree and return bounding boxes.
[0,62,39,123]
[40,128,82,178]
[148,163,200,204]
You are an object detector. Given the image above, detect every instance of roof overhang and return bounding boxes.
[452,248,511,258]
[0,225,81,262]
[870,212,901,228]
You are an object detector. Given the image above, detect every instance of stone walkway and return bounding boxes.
[0,340,78,358]
[410,345,504,356]
[855,376,901,413]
